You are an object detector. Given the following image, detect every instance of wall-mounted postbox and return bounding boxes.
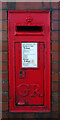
[8,11,51,112]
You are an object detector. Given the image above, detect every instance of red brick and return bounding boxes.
[58,53,60,61]
[32,113,59,118]
[0,93,2,102]
[52,93,60,103]
[1,112,59,119]
[58,43,60,51]
[7,2,16,10]
[2,42,8,51]
[1,112,60,119]
[0,93,8,102]
[0,11,7,20]
[52,63,60,72]
[2,93,8,102]
[58,64,60,72]
[58,73,60,81]
[52,11,60,20]
[2,21,7,31]
[52,73,58,82]
[40,114,49,118]
[2,73,8,81]
[52,43,59,51]
[0,63,2,72]
[0,72,8,82]
[15,114,22,118]
[0,52,2,61]
[51,113,59,118]
[52,52,60,62]
[16,2,42,10]
[52,83,60,92]
[43,2,50,8]
[0,22,2,30]
[52,53,59,62]
[2,52,8,61]
[2,2,7,9]
[2,31,7,41]
[44,113,59,118]
[52,53,58,62]
[0,1,2,9]
[8,114,22,118]
[0,103,2,111]
[2,63,8,71]
[0,82,2,91]
[0,11,2,20]
[2,103,8,111]
[51,2,58,9]
[0,113,2,120]
[24,113,35,118]
[0,31,2,40]
[52,21,60,30]
[0,73,2,82]
[2,82,8,91]
[0,21,7,31]
[2,112,8,119]
[52,103,60,112]
[0,112,59,119]
[58,11,60,20]
[2,11,7,20]
[58,1,60,9]
[52,32,59,41]
[0,52,8,62]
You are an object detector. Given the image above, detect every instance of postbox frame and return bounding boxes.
[8,11,51,112]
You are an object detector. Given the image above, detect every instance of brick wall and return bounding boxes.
[0,1,60,119]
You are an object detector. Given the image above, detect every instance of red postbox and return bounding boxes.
[8,11,51,112]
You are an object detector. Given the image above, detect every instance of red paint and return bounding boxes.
[8,11,51,112]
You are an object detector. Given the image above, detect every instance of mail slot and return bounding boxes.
[8,11,51,112]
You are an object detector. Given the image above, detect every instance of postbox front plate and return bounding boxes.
[8,11,51,112]
[15,42,44,106]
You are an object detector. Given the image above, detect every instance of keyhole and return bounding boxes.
[20,70,23,76]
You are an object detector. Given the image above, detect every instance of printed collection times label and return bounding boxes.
[22,43,37,68]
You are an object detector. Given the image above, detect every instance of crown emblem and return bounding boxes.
[26,16,33,22]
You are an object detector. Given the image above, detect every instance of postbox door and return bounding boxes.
[15,42,44,106]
